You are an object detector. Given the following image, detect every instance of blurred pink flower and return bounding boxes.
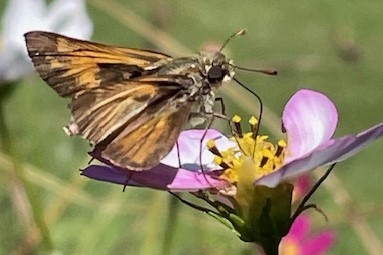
[292,175,312,203]
[279,214,336,255]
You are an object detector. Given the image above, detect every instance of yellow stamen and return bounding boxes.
[278,140,287,147]
[276,139,287,157]
[207,139,216,149]
[214,156,231,169]
[249,116,258,126]
[249,116,259,139]
[214,156,222,165]
[260,156,269,167]
[207,139,222,157]
[232,115,242,123]
[216,116,288,184]
[232,115,243,137]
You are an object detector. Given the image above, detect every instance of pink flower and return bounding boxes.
[292,175,312,203]
[82,89,383,191]
[279,214,336,255]
[82,89,382,248]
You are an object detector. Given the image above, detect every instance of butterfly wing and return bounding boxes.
[24,31,172,97]
[68,76,190,143]
[91,96,193,170]
[25,31,194,170]
[73,76,193,170]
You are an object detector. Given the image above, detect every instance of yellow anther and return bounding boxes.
[278,140,287,147]
[214,156,223,165]
[232,115,243,138]
[249,116,258,125]
[258,135,269,142]
[207,139,216,149]
[208,139,222,157]
[275,139,287,157]
[243,132,254,139]
[232,115,242,123]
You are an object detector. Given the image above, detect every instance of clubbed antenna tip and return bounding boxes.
[220,28,247,51]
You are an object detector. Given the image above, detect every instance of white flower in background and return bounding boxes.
[0,0,93,83]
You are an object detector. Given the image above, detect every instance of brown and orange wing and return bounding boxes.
[66,75,193,170]
[67,76,187,144]
[24,31,172,98]
[25,31,193,170]
[92,98,193,170]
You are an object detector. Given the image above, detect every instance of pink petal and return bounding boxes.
[283,89,338,161]
[167,169,229,191]
[293,175,312,200]
[82,164,227,192]
[161,129,235,169]
[287,214,310,240]
[257,123,383,187]
[300,230,336,255]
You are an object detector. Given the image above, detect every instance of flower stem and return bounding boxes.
[259,239,279,255]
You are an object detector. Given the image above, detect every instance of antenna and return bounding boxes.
[219,29,278,76]
[219,29,246,52]
[230,64,278,76]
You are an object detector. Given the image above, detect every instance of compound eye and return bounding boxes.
[207,65,225,82]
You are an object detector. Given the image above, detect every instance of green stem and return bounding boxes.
[0,86,53,253]
[259,238,279,255]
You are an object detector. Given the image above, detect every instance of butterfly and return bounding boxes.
[24,30,246,171]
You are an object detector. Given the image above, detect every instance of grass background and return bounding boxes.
[1,0,383,254]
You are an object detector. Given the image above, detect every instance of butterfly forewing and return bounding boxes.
[24,31,172,97]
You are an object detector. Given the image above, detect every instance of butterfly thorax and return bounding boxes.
[157,51,235,110]
[155,51,234,127]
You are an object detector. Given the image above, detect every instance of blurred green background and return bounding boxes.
[1,0,383,254]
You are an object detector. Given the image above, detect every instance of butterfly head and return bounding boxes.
[199,51,235,87]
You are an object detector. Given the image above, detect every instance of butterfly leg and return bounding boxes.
[176,141,182,168]
[198,115,216,187]
[197,98,231,188]
[122,171,134,192]
[214,97,237,135]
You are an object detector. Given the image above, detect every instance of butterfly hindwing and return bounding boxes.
[67,76,185,144]
[92,99,193,170]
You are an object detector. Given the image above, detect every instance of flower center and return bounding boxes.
[208,115,287,183]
